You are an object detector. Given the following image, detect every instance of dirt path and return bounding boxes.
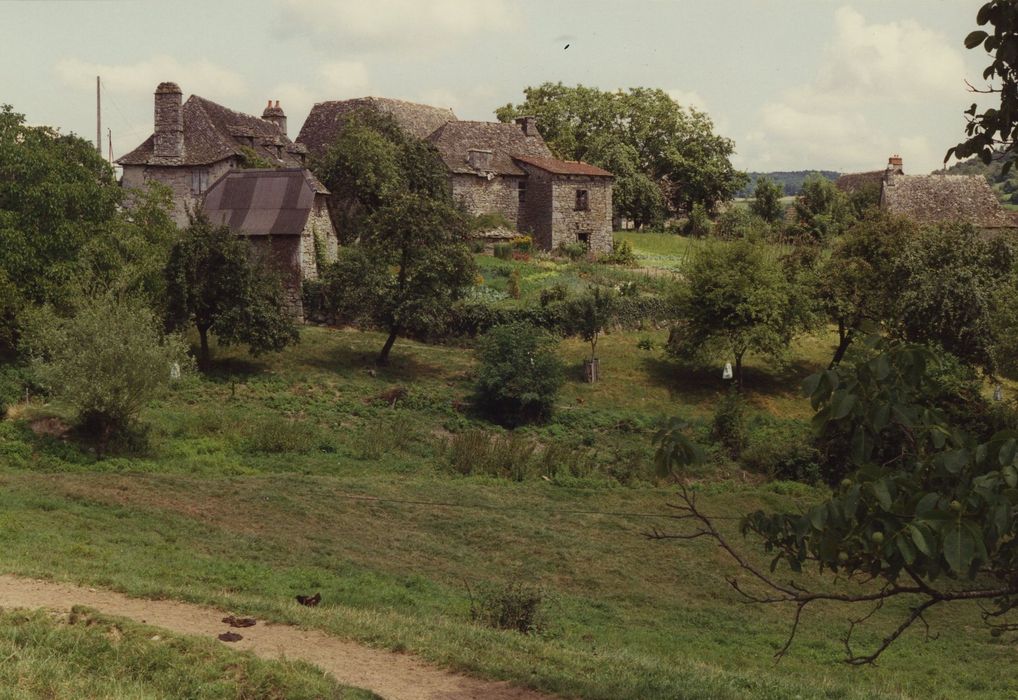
[0,574,553,700]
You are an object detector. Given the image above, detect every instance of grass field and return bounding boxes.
[1,238,1015,698]
[0,607,374,699]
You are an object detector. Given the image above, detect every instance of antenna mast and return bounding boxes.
[96,76,101,155]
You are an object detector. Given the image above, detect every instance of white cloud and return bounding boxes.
[739,6,969,173]
[276,0,520,50]
[54,55,248,100]
[667,89,708,114]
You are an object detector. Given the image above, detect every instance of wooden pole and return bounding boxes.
[96,76,101,155]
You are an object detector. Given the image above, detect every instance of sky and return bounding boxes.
[0,0,995,174]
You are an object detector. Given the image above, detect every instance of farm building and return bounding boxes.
[202,168,338,321]
[297,99,614,254]
[117,82,327,227]
[880,155,1018,231]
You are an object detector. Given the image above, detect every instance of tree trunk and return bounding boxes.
[198,326,211,371]
[378,327,400,366]
[829,325,854,369]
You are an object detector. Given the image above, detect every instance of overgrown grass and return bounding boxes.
[1,318,1012,698]
[0,607,375,699]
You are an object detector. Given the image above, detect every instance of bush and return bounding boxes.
[710,390,746,458]
[741,418,821,483]
[684,202,713,237]
[713,208,771,241]
[22,295,190,455]
[446,429,536,481]
[558,242,588,261]
[507,268,521,299]
[512,235,533,254]
[598,239,638,266]
[245,418,319,454]
[474,322,564,425]
[493,243,513,260]
[470,581,546,635]
[468,212,515,232]
[539,283,569,307]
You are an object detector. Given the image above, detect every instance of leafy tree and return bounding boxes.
[683,202,713,238]
[474,322,564,425]
[668,240,815,386]
[165,217,299,370]
[651,339,1018,664]
[791,174,853,242]
[0,104,121,347]
[496,83,746,221]
[315,112,475,364]
[565,286,617,379]
[21,294,189,455]
[948,1,1018,170]
[750,176,785,223]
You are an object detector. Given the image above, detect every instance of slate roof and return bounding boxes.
[297,97,457,159]
[202,169,320,236]
[835,170,885,192]
[117,95,309,171]
[881,173,1018,229]
[512,155,612,177]
[427,121,553,176]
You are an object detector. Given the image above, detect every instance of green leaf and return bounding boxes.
[965,30,989,49]
[1005,465,1018,488]
[916,493,940,516]
[830,391,857,420]
[909,523,932,556]
[897,535,917,565]
[1000,438,1017,467]
[943,522,975,575]
[808,505,827,530]
[943,448,969,475]
[872,479,893,511]
[801,372,821,397]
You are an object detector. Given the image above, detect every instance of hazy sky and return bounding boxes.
[0,0,994,174]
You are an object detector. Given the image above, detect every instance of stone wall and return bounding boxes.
[517,168,554,248]
[153,83,183,160]
[549,177,613,254]
[250,236,304,321]
[450,173,522,227]
[300,195,340,280]
[121,159,234,227]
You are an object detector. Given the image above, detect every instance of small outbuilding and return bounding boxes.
[202,168,338,320]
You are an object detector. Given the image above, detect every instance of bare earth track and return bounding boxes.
[0,574,552,700]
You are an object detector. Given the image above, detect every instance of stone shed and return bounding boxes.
[202,168,338,320]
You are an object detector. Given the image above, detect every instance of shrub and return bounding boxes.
[512,235,533,253]
[22,295,190,455]
[245,418,319,454]
[683,202,713,237]
[474,322,564,425]
[713,208,771,241]
[598,239,638,266]
[470,581,546,634]
[539,283,569,307]
[446,429,536,481]
[468,212,515,232]
[493,243,513,260]
[558,242,588,261]
[710,390,746,458]
[507,268,521,299]
[741,418,820,483]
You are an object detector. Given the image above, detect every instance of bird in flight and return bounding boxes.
[564,44,570,50]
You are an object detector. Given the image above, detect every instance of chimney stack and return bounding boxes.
[515,116,538,137]
[153,82,183,160]
[887,154,904,175]
[262,99,287,137]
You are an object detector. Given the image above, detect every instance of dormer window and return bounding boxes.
[191,168,210,194]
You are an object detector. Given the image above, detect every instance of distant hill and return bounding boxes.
[736,171,841,198]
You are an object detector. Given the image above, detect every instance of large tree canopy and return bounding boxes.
[495,84,746,224]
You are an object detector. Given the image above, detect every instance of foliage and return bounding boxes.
[493,243,512,260]
[749,176,785,223]
[652,417,705,477]
[0,104,121,349]
[710,390,747,458]
[668,239,815,385]
[21,295,189,453]
[791,174,853,242]
[237,145,274,170]
[712,208,771,241]
[597,238,637,266]
[467,211,516,233]
[470,580,547,635]
[947,2,1018,171]
[539,283,569,307]
[564,286,617,363]
[507,268,521,299]
[446,429,536,481]
[474,322,564,425]
[557,241,588,261]
[735,170,840,198]
[741,417,821,484]
[164,217,299,369]
[496,83,746,220]
[683,202,713,237]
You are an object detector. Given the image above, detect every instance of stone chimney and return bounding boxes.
[467,148,494,172]
[886,154,904,176]
[515,116,538,137]
[153,82,183,160]
[262,99,287,137]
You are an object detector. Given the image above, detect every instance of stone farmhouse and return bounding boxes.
[117,83,340,319]
[297,98,614,254]
[878,155,1018,232]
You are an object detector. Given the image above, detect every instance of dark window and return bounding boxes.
[191,168,210,194]
[518,180,527,204]
[575,189,589,211]
[578,232,591,248]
